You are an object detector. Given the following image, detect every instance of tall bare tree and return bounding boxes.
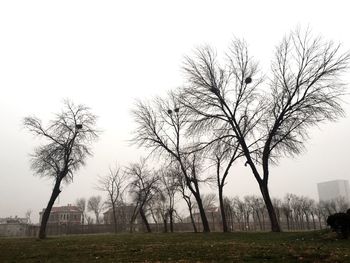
[180,29,349,232]
[97,164,127,233]
[87,195,104,224]
[127,158,159,233]
[24,100,98,239]
[131,94,211,232]
[210,138,243,232]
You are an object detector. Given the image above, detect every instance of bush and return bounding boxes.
[327,212,350,239]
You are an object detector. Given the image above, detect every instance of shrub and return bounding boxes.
[327,212,350,239]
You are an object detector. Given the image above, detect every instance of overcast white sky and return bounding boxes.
[1,0,350,223]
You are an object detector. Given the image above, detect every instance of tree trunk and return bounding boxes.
[230,212,234,231]
[169,209,174,233]
[245,213,250,231]
[95,212,100,224]
[163,218,168,233]
[112,204,117,233]
[129,205,138,233]
[189,208,197,233]
[184,197,197,233]
[318,216,322,230]
[261,210,266,230]
[259,182,281,232]
[305,213,310,230]
[150,209,159,232]
[218,187,228,232]
[256,211,262,230]
[180,157,210,233]
[299,214,304,230]
[236,217,242,231]
[290,216,294,230]
[193,194,210,232]
[139,207,151,232]
[39,179,62,239]
[286,215,290,231]
[252,215,256,231]
[311,214,316,230]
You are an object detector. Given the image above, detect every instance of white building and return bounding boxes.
[317,180,350,203]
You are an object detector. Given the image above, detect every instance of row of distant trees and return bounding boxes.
[223,194,349,231]
[75,174,350,234]
[24,28,350,239]
[73,155,350,234]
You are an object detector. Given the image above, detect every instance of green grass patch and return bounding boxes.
[0,231,349,262]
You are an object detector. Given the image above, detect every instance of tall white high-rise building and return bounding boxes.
[317,180,350,202]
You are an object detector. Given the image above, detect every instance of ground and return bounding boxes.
[0,231,349,262]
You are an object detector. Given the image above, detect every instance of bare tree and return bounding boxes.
[131,93,211,232]
[127,158,159,233]
[86,215,94,225]
[147,188,167,232]
[272,197,282,226]
[87,195,104,224]
[232,196,247,231]
[289,194,304,230]
[244,195,266,231]
[75,197,88,224]
[316,202,329,229]
[180,29,349,232]
[299,196,315,230]
[281,195,293,230]
[222,197,235,231]
[158,166,179,232]
[242,196,254,231]
[334,196,350,212]
[24,100,99,239]
[97,164,127,233]
[210,139,243,232]
[174,164,198,232]
[308,199,318,230]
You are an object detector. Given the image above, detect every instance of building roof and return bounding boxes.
[45,204,81,213]
[317,179,349,185]
[103,204,136,215]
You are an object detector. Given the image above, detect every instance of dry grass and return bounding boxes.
[0,230,349,262]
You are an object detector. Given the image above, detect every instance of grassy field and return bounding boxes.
[0,231,349,262]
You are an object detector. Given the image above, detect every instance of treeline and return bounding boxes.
[77,160,349,233]
[223,194,349,231]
